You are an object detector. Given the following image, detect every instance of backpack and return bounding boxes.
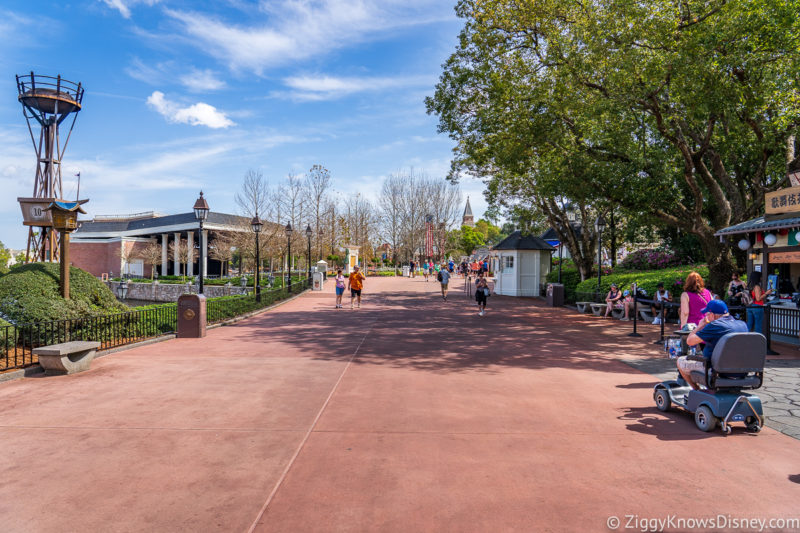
[437,271,443,282]
[739,290,753,306]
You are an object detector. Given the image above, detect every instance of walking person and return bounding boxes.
[334,269,346,308]
[438,263,451,300]
[410,259,416,278]
[348,265,366,309]
[475,274,490,316]
[423,260,430,282]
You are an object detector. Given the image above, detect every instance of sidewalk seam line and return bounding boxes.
[245,297,381,533]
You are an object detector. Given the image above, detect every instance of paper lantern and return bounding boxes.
[737,238,751,251]
[764,233,777,246]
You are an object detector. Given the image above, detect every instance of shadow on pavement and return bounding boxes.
[223,289,656,375]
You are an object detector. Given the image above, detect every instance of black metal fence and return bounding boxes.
[1,305,177,372]
[0,277,312,373]
[206,278,310,324]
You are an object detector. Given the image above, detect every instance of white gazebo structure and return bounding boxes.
[491,231,554,297]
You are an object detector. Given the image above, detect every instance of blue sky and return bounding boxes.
[0,0,488,250]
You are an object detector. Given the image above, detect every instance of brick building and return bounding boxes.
[71,211,250,278]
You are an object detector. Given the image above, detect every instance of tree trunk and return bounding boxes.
[697,232,734,295]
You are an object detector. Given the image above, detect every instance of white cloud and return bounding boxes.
[179,69,227,92]
[102,0,160,19]
[163,1,455,74]
[146,91,235,129]
[279,74,434,101]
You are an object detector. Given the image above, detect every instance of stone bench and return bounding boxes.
[575,302,592,314]
[639,309,656,322]
[589,303,607,316]
[611,307,625,319]
[33,341,101,376]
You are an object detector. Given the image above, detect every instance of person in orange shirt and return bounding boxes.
[348,265,366,309]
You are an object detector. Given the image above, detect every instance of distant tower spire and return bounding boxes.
[462,196,475,227]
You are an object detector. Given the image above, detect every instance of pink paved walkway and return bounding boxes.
[1,277,799,532]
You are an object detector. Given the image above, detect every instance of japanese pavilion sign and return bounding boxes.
[765,186,800,215]
[770,251,800,263]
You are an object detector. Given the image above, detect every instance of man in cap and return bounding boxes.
[678,299,748,389]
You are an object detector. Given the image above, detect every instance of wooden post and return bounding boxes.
[60,230,70,299]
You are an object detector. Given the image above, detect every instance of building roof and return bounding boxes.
[714,215,800,236]
[540,221,583,241]
[463,197,473,218]
[74,211,251,239]
[493,230,555,251]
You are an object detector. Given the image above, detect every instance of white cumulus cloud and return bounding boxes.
[146,91,235,129]
[163,1,455,74]
[279,74,435,101]
[102,0,160,19]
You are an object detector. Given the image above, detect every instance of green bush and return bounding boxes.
[368,271,397,277]
[545,264,583,303]
[574,265,710,302]
[0,263,127,324]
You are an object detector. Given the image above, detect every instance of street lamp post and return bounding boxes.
[306,224,312,285]
[251,214,263,302]
[595,215,606,295]
[285,222,293,292]
[193,191,209,295]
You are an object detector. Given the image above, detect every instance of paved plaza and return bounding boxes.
[1,277,799,532]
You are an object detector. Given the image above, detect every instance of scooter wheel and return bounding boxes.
[694,405,717,432]
[654,389,671,412]
[745,417,761,433]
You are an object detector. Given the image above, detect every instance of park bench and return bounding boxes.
[589,303,607,316]
[611,307,625,319]
[33,341,101,376]
[575,302,592,314]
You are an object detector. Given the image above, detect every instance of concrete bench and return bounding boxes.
[589,303,607,316]
[33,341,101,376]
[575,302,592,314]
[611,307,625,319]
[639,309,656,322]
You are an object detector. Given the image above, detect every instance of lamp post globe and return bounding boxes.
[306,224,312,284]
[193,191,210,295]
[251,214,263,302]
[595,215,606,292]
[285,222,293,292]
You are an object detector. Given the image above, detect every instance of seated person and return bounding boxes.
[604,283,622,317]
[651,282,672,325]
[677,300,748,390]
[619,289,634,321]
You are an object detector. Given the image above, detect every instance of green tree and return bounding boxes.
[427,0,800,290]
[0,242,11,274]
[460,225,485,254]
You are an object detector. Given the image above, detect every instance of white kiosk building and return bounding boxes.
[492,231,554,297]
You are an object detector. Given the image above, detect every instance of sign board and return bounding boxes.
[765,186,800,215]
[769,251,800,263]
[18,197,55,227]
[789,170,800,188]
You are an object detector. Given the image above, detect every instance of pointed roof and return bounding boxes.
[493,230,555,251]
[463,197,473,217]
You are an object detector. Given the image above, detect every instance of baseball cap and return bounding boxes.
[700,299,728,315]
[623,290,630,296]
[610,283,617,288]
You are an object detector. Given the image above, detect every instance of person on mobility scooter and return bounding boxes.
[654,299,767,434]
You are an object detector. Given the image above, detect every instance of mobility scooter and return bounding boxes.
[653,332,766,434]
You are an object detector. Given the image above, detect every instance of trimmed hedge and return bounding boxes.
[574,265,711,302]
[0,263,127,324]
[545,265,583,303]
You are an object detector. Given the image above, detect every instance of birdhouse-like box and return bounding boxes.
[44,200,87,232]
